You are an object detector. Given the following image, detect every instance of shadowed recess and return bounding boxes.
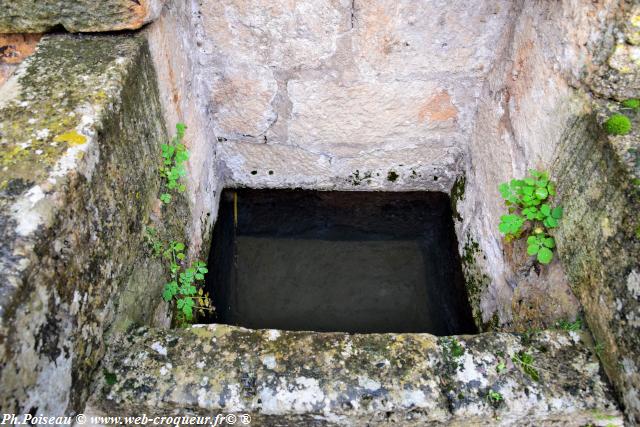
[206,189,476,335]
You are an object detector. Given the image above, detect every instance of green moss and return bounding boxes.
[450,174,466,221]
[387,170,399,182]
[460,235,492,331]
[348,169,372,186]
[622,98,640,112]
[103,369,117,386]
[0,34,143,188]
[603,113,632,135]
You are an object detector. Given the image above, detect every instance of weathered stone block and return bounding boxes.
[88,325,621,426]
[0,33,41,86]
[0,34,172,416]
[0,0,165,33]
[554,110,640,424]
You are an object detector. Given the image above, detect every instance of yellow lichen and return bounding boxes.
[54,130,87,146]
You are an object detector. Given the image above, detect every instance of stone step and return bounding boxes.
[87,325,622,426]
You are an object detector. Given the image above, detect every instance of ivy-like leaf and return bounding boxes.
[537,247,553,264]
[499,214,524,235]
[543,237,555,248]
[543,216,558,228]
[535,187,548,200]
[540,204,551,216]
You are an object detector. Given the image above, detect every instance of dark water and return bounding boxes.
[206,189,476,335]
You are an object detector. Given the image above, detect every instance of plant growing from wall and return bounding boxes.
[159,122,188,204]
[145,124,213,324]
[498,170,563,264]
[145,227,213,323]
[512,350,540,382]
[487,390,504,407]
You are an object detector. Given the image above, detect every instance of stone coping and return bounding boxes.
[0,1,165,33]
[89,324,622,426]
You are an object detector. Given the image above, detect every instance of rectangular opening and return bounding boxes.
[206,189,476,335]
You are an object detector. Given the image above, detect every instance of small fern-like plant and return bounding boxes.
[145,123,213,324]
[498,170,563,264]
[145,227,213,322]
[159,123,189,203]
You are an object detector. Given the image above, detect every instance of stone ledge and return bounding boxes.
[89,325,622,426]
[0,34,170,415]
[0,0,166,33]
[218,140,463,192]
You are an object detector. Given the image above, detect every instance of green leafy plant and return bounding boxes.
[144,227,213,322]
[526,234,556,265]
[487,390,504,406]
[440,337,466,375]
[556,318,582,331]
[443,337,465,358]
[622,98,640,112]
[604,113,632,136]
[498,170,562,264]
[496,361,506,373]
[103,369,117,386]
[512,351,539,382]
[159,123,189,204]
[145,124,214,324]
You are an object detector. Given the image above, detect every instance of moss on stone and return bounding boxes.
[459,234,492,331]
[553,110,640,421]
[0,1,158,33]
[604,113,632,135]
[90,325,622,425]
[450,174,466,222]
[0,34,179,416]
[0,34,145,189]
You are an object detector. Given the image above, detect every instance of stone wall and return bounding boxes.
[0,34,174,416]
[203,0,515,192]
[552,3,640,420]
[457,0,620,330]
[0,0,638,423]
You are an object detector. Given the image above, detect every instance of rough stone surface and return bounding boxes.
[0,34,175,416]
[455,0,620,332]
[0,0,166,33]
[0,0,634,423]
[553,110,640,425]
[551,8,640,421]
[88,325,621,426]
[140,3,637,419]
[202,0,513,192]
[0,34,42,86]
[185,0,617,340]
[143,1,220,258]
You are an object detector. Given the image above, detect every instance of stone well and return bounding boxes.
[0,0,638,425]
